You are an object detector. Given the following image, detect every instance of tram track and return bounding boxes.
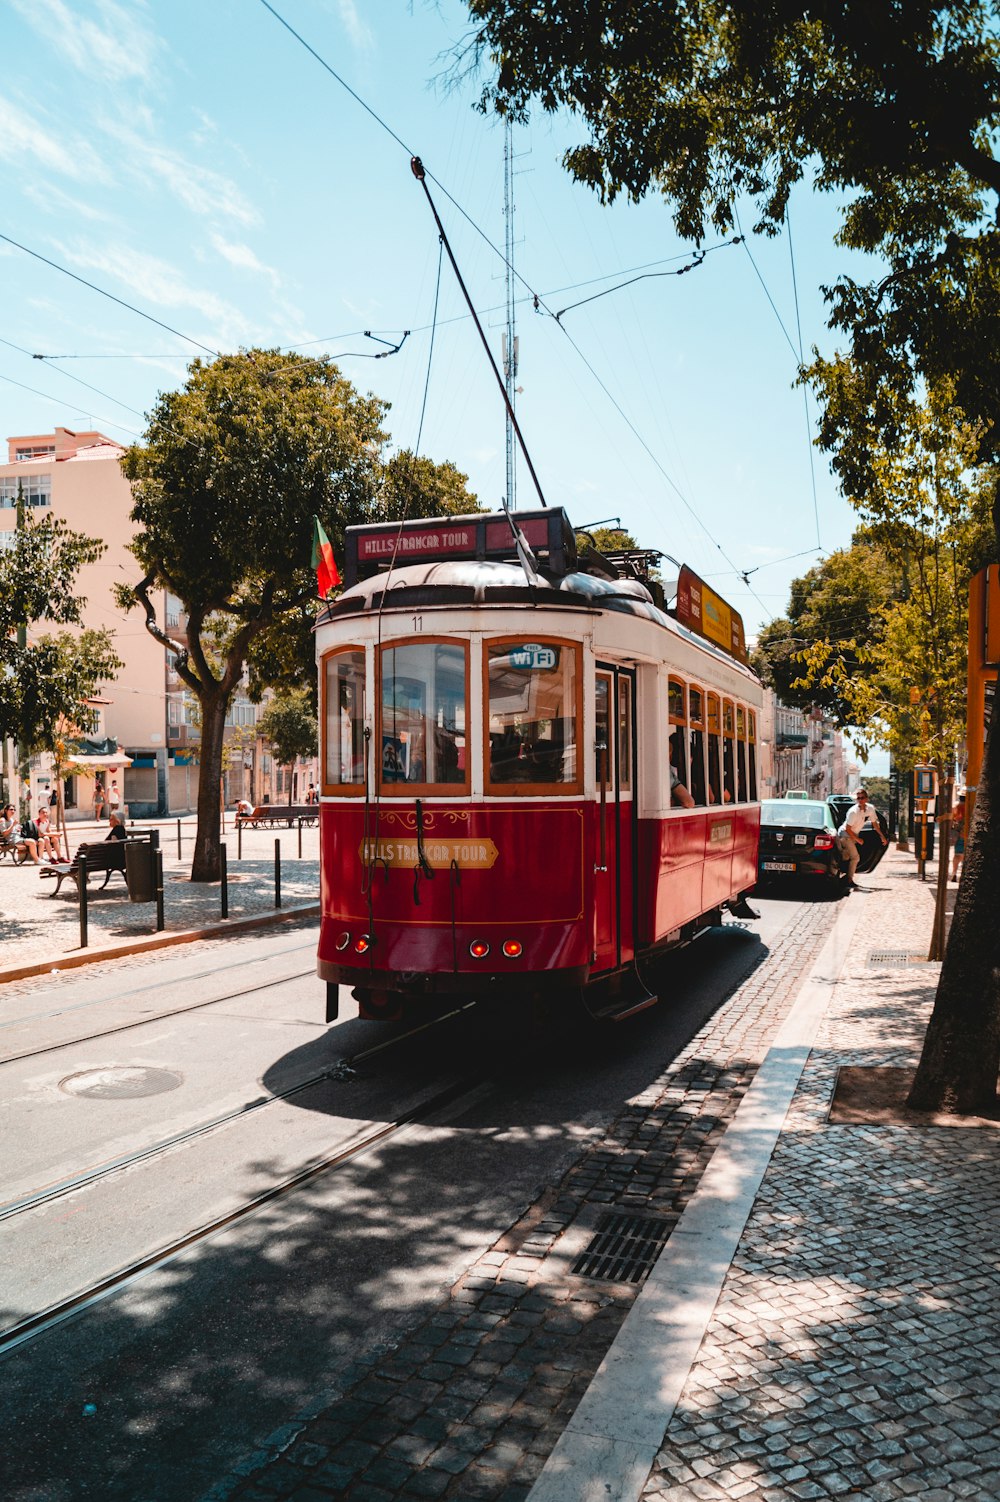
[0,1070,490,1360]
[0,960,318,1067]
[1,1000,479,1225]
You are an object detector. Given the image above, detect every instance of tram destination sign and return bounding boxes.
[673,565,749,664]
[343,508,576,586]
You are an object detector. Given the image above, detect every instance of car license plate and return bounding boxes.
[762,861,796,872]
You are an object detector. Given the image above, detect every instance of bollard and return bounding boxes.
[177,818,182,860]
[298,818,303,859]
[79,853,89,949]
[155,848,165,932]
[274,838,281,909]
[221,842,228,919]
[238,819,242,861]
[150,827,160,855]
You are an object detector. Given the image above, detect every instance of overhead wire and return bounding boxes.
[255,0,760,587]
[0,336,147,419]
[0,232,217,358]
[786,208,823,551]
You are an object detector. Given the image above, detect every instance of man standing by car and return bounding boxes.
[837,787,888,890]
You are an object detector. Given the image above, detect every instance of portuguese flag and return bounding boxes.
[312,515,340,598]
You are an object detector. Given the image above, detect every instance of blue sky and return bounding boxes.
[0,0,884,766]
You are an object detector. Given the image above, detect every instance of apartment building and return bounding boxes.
[2,425,315,816]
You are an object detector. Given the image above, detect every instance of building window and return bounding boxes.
[0,474,51,507]
[14,446,55,461]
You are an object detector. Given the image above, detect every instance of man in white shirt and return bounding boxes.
[838,787,888,889]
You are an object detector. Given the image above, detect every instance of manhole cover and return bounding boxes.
[573,1212,673,1283]
[60,1067,183,1099]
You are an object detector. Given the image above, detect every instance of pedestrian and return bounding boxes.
[93,779,106,822]
[48,786,58,809]
[1,803,18,855]
[104,810,127,842]
[836,786,888,890]
[951,788,967,882]
[108,781,121,818]
[35,805,57,861]
[15,812,42,864]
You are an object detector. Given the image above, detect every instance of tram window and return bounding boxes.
[618,677,633,793]
[323,648,366,791]
[748,709,758,800]
[722,700,737,803]
[379,641,468,791]
[486,639,580,791]
[736,706,748,802]
[595,674,610,783]
[668,677,688,803]
[707,693,726,804]
[687,685,707,805]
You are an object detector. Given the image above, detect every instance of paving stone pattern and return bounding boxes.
[219,899,837,1502]
[644,856,1000,1502]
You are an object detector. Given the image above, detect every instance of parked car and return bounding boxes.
[756,797,846,890]
[827,794,890,875]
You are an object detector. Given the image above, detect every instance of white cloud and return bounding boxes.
[24,182,113,222]
[209,232,282,288]
[54,239,255,348]
[0,95,112,183]
[100,119,260,227]
[337,0,373,50]
[10,0,159,84]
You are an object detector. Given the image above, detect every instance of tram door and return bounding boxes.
[593,666,637,973]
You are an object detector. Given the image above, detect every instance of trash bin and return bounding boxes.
[125,839,156,903]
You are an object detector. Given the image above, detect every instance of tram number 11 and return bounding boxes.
[412,614,423,632]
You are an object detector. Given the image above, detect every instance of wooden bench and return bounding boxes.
[40,840,129,897]
[235,803,319,829]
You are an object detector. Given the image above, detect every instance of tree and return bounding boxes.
[256,691,318,804]
[0,508,121,807]
[119,349,387,881]
[753,545,899,723]
[463,0,1000,1109]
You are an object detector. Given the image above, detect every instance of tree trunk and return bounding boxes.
[908,707,1000,1113]
[191,694,226,881]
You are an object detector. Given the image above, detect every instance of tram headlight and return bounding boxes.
[335,931,351,952]
[469,940,490,959]
[502,939,522,959]
[354,934,371,954]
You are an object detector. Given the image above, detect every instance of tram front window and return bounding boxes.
[323,648,366,790]
[486,639,580,791]
[379,641,468,791]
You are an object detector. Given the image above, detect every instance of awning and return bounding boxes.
[63,752,133,770]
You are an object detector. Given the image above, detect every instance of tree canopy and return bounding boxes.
[0,509,121,758]
[120,348,387,879]
[466,3,1000,466]
[120,349,481,879]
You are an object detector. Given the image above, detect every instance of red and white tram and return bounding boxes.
[315,508,762,1022]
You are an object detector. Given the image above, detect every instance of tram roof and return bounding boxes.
[325,506,754,673]
[319,557,759,682]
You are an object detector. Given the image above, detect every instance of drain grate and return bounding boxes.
[867,951,935,968]
[572,1212,673,1283]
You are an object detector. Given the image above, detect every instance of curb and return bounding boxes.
[0,903,320,987]
[527,891,868,1502]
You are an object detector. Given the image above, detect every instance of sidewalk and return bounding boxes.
[0,816,319,981]
[211,849,996,1502]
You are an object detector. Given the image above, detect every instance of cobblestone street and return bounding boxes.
[214,899,838,1502]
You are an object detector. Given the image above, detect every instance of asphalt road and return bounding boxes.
[0,893,830,1502]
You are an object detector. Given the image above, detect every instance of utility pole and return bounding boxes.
[501,118,518,512]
